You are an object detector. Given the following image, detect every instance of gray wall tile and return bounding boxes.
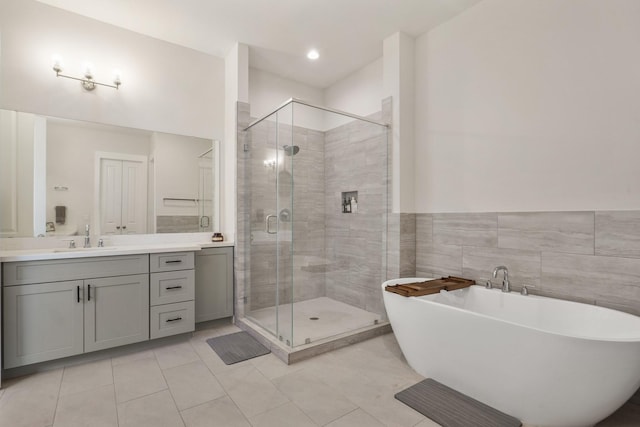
[413,210,640,314]
[541,252,640,309]
[417,243,463,278]
[463,246,541,288]
[596,211,640,258]
[156,215,200,233]
[498,212,594,254]
[433,213,498,247]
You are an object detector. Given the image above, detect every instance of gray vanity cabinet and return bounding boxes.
[3,280,85,368]
[149,252,195,339]
[2,255,150,369]
[195,247,233,322]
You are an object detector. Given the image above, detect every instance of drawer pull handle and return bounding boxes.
[166,285,183,290]
[165,260,182,264]
[87,284,91,301]
[77,285,81,303]
[166,317,183,323]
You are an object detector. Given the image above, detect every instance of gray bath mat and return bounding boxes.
[206,331,270,364]
[395,378,521,427]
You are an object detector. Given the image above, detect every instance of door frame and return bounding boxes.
[94,151,148,236]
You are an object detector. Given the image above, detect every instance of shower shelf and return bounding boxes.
[342,190,358,213]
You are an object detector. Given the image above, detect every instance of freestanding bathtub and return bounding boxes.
[383,278,640,427]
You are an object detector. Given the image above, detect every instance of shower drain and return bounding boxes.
[309,317,319,320]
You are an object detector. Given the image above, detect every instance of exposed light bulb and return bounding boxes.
[51,55,63,73]
[112,69,122,86]
[83,62,94,79]
[307,49,319,60]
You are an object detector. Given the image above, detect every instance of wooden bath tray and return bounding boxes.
[385,276,475,297]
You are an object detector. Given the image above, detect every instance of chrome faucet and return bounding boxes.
[84,224,91,248]
[492,265,510,293]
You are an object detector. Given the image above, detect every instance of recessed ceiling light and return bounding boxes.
[307,49,319,60]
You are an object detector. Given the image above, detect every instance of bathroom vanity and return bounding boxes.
[0,242,233,373]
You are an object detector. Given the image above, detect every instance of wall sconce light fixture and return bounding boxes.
[263,159,276,170]
[52,55,122,91]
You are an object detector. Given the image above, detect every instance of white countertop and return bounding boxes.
[0,241,234,262]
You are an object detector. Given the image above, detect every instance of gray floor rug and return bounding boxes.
[206,331,270,365]
[395,378,521,427]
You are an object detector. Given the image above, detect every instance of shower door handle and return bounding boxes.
[265,214,277,234]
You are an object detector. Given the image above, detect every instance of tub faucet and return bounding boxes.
[492,266,510,293]
[84,224,91,248]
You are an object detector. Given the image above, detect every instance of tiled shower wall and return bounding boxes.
[415,211,640,315]
[242,120,327,311]
[156,215,202,233]
[324,112,388,317]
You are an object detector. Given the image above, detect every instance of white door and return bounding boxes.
[100,159,123,235]
[100,157,147,235]
[121,160,147,234]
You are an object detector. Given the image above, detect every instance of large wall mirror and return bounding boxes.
[0,109,220,238]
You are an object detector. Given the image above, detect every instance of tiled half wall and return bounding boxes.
[415,211,640,315]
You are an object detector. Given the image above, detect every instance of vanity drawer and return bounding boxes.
[150,301,195,339]
[150,270,194,306]
[149,252,194,273]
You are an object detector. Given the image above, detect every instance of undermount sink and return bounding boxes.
[53,246,120,253]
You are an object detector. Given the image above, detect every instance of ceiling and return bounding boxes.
[36,0,481,88]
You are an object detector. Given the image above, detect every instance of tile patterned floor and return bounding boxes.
[0,319,637,427]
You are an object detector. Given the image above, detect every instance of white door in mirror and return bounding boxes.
[99,157,147,235]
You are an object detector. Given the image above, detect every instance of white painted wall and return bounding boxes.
[414,0,640,213]
[224,43,248,240]
[0,0,225,140]
[384,32,415,213]
[324,58,383,129]
[248,68,325,130]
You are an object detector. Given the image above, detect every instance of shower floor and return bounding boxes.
[247,297,382,347]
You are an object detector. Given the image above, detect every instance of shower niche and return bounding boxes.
[239,98,389,361]
[341,190,358,213]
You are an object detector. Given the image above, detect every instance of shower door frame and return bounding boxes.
[242,98,389,348]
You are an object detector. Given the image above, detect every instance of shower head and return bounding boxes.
[283,145,300,156]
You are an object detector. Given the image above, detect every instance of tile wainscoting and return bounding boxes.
[414,211,640,315]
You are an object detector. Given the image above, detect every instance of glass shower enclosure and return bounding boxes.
[241,99,388,349]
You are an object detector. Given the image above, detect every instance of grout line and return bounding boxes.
[50,367,65,426]
[110,357,120,427]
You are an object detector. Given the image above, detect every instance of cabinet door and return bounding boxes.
[195,247,233,322]
[3,281,84,368]
[84,274,149,352]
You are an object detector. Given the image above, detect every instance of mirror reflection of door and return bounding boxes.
[99,154,147,235]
